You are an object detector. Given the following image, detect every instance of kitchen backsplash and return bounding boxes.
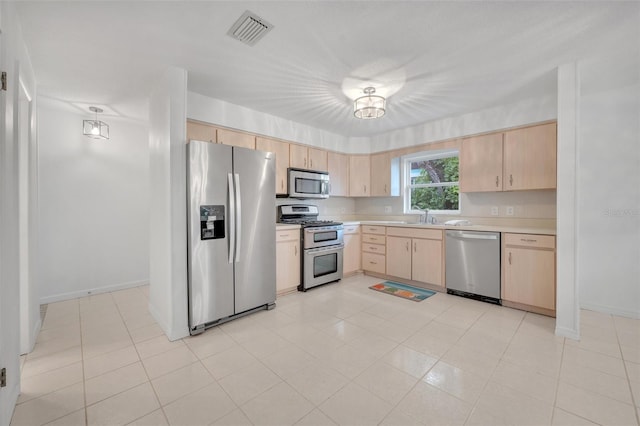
[277,190,556,228]
[352,190,556,219]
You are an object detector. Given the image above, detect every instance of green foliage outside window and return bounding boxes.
[410,156,459,211]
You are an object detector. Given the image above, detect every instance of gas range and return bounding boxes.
[277,205,344,291]
[277,205,342,228]
[279,219,343,228]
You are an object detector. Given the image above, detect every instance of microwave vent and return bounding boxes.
[227,10,273,46]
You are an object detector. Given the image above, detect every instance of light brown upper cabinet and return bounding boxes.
[289,145,328,172]
[186,120,255,150]
[186,120,216,143]
[349,155,370,196]
[370,152,400,197]
[256,137,290,195]
[459,122,557,192]
[503,122,557,191]
[327,151,349,196]
[459,133,504,192]
[217,128,256,150]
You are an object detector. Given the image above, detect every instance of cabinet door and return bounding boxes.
[186,121,216,143]
[217,128,255,149]
[370,152,391,196]
[349,155,371,197]
[459,133,503,192]
[386,236,412,280]
[503,122,557,190]
[328,151,349,196]
[276,240,300,293]
[503,247,555,310]
[412,239,442,286]
[343,233,361,276]
[256,137,290,194]
[289,144,308,169]
[308,148,328,172]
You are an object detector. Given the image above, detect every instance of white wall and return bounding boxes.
[188,91,371,154]
[577,53,640,318]
[0,2,37,424]
[148,67,189,341]
[369,94,557,152]
[37,98,150,303]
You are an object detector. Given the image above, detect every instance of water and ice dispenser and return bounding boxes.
[200,205,225,240]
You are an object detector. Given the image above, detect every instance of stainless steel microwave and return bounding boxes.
[288,168,330,199]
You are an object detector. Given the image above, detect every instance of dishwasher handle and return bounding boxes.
[446,231,499,241]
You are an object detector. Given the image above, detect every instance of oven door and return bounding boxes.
[303,244,344,290]
[304,227,344,249]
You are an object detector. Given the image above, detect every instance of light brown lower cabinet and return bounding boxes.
[343,225,361,276]
[385,227,443,288]
[502,233,556,316]
[361,226,386,274]
[275,229,300,295]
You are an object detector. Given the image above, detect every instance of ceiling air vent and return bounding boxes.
[227,10,273,46]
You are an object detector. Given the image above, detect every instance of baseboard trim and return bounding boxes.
[39,280,149,304]
[555,325,580,341]
[580,302,640,320]
[148,301,188,342]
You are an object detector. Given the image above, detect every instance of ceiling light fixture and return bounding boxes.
[83,106,109,140]
[353,87,386,119]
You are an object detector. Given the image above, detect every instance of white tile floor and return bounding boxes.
[12,274,640,426]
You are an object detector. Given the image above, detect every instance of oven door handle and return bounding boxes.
[304,244,344,255]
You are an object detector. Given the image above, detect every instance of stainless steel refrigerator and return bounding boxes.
[187,140,276,335]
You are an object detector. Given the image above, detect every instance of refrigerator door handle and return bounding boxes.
[234,173,242,263]
[228,173,235,264]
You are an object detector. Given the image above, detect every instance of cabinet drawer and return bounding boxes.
[362,234,386,244]
[362,252,385,274]
[504,233,555,249]
[343,225,360,235]
[386,227,443,240]
[362,243,385,255]
[362,225,386,235]
[276,230,299,242]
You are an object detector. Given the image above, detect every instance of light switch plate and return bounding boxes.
[506,206,514,216]
[491,206,499,216]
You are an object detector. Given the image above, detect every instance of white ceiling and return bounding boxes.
[14,1,639,137]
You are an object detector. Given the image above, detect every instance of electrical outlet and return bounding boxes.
[384,206,392,214]
[490,206,499,216]
[506,206,514,216]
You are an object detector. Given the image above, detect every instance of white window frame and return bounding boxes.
[402,149,460,215]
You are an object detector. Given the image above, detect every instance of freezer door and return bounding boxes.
[187,141,235,330]
[232,147,276,313]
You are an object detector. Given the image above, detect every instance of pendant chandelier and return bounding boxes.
[83,106,109,139]
[353,87,386,119]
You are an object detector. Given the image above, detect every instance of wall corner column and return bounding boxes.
[555,63,581,340]
[148,67,189,341]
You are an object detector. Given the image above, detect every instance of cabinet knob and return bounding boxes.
[294,246,297,256]
[508,252,512,265]
[406,242,409,251]
[496,176,499,187]
[414,242,416,252]
[384,184,387,193]
[509,174,513,186]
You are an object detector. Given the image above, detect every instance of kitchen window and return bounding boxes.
[403,150,460,214]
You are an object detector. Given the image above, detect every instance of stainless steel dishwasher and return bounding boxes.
[445,230,501,304]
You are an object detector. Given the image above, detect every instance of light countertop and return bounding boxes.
[342,220,556,235]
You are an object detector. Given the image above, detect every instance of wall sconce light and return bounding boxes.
[83,106,109,139]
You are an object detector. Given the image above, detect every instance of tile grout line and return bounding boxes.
[613,317,640,426]
[112,287,170,426]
